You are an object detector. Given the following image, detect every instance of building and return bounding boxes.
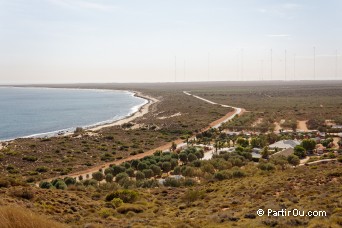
[269,140,301,150]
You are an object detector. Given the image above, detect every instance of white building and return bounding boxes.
[269,140,301,150]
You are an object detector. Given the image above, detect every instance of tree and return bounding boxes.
[64,177,76,186]
[162,162,172,173]
[179,152,188,164]
[105,173,113,183]
[187,153,198,162]
[338,139,342,149]
[270,156,288,170]
[321,138,334,148]
[250,137,266,148]
[143,169,154,179]
[92,171,104,182]
[135,171,145,180]
[170,142,177,152]
[301,139,316,152]
[125,168,135,177]
[235,146,244,153]
[112,165,126,175]
[54,180,67,190]
[287,154,300,166]
[236,137,249,147]
[294,145,306,159]
[195,149,204,159]
[261,147,270,159]
[173,166,181,175]
[137,162,148,171]
[150,164,162,176]
[115,172,129,183]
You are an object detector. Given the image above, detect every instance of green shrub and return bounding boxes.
[183,189,204,205]
[22,156,38,162]
[36,166,48,173]
[258,163,275,171]
[232,169,246,178]
[115,173,129,183]
[214,170,232,181]
[105,173,113,183]
[105,189,138,203]
[164,177,182,187]
[64,177,76,186]
[150,165,161,176]
[111,198,123,208]
[54,180,67,190]
[98,208,112,218]
[39,181,52,189]
[143,169,154,179]
[92,171,104,182]
[83,179,98,187]
[135,171,145,180]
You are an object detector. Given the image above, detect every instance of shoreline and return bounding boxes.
[86,91,158,132]
[0,88,158,142]
[40,91,243,183]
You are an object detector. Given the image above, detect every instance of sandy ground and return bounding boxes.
[41,91,244,183]
[333,137,340,149]
[297,120,309,132]
[87,92,159,132]
[157,112,182,120]
[252,118,263,127]
[274,122,282,132]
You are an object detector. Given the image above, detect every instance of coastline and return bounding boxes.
[86,91,158,132]
[41,92,242,183]
[0,87,158,142]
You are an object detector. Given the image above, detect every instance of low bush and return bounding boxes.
[116,204,144,214]
[22,156,38,162]
[10,188,34,200]
[105,189,138,203]
[39,181,52,189]
[111,198,123,208]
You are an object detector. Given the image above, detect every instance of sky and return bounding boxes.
[0,0,342,84]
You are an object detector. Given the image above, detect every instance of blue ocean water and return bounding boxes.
[0,87,147,141]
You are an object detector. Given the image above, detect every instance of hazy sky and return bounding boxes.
[1,0,342,84]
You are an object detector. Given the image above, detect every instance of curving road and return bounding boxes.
[39,91,244,184]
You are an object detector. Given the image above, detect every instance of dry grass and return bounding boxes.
[0,206,67,228]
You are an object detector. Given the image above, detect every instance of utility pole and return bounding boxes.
[208,53,210,81]
[285,49,287,81]
[294,54,296,81]
[184,60,186,82]
[336,50,338,80]
[241,49,244,81]
[270,48,273,80]
[175,56,177,82]
[313,46,316,80]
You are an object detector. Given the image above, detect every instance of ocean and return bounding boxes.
[0,87,147,141]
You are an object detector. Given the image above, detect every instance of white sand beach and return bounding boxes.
[87,91,159,132]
